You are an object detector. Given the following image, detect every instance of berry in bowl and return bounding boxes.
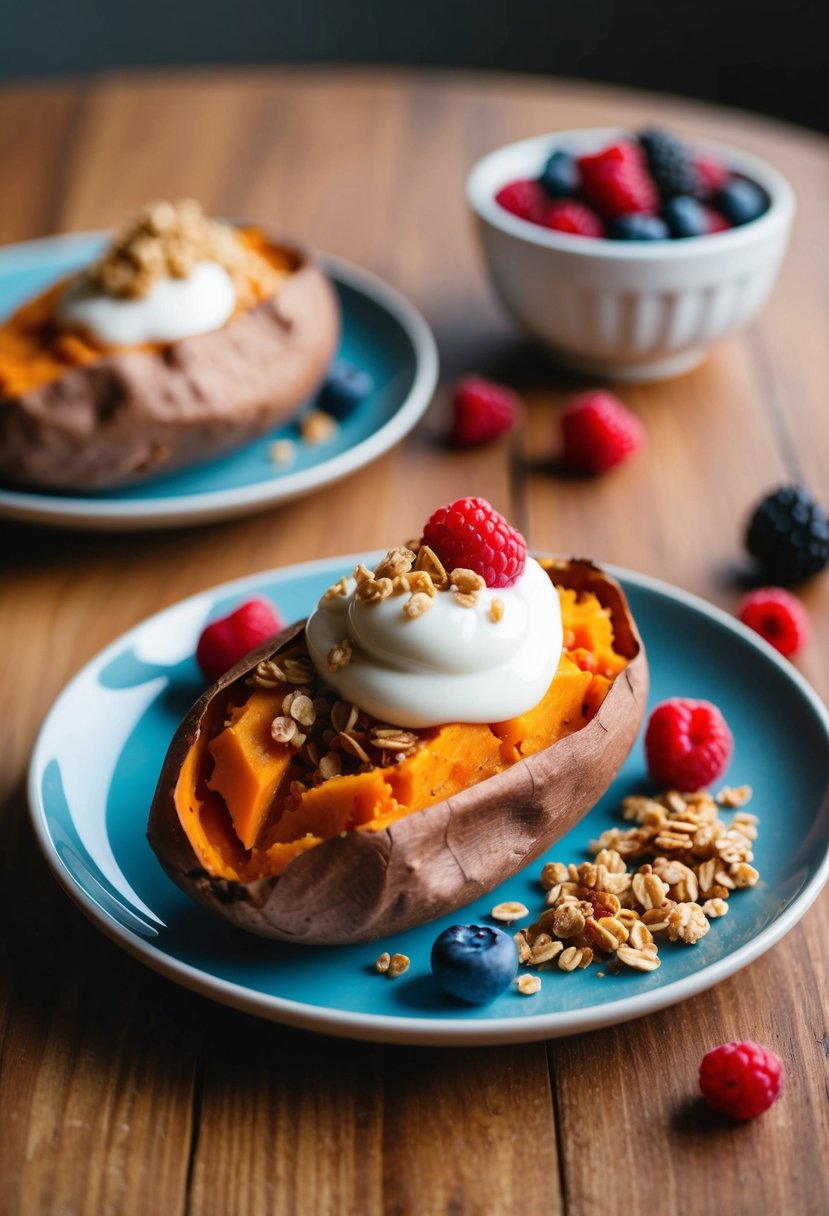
[467,128,794,381]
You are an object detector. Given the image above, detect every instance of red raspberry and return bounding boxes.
[737,586,811,657]
[196,598,284,682]
[701,205,732,234]
[699,1041,784,1120]
[694,154,730,197]
[421,497,527,588]
[561,391,646,474]
[577,142,659,220]
[451,376,522,446]
[495,179,547,224]
[542,199,604,237]
[644,698,733,791]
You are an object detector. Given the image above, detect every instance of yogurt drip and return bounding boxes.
[305,556,562,728]
[57,260,236,346]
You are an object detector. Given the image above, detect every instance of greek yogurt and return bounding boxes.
[57,260,236,346]
[305,556,562,728]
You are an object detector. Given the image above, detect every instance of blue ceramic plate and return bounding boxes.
[0,234,438,530]
[28,557,829,1045]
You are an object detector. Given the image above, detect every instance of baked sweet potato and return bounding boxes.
[0,227,339,490]
[147,558,648,945]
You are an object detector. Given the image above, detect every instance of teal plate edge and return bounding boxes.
[27,556,829,1046]
[0,233,438,530]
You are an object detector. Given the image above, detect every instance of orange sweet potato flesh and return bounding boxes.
[169,580,625,888]
[207,690,295,850]
[0,228,295,398]
[148,559,648,943]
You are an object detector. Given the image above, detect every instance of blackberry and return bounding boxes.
[639,127,699,200]
[745,485,829,583]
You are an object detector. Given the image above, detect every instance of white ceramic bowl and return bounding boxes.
[467,129,795,381]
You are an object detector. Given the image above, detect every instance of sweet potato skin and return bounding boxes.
[147,560,648,945]
[0,237,339,490]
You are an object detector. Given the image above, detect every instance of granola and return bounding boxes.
[87,199,281,304]
[511,785,760,983]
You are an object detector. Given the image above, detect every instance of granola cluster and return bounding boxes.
[512,785,759,986]
[248,647,420,804]
[87,199,281,304]
[322,545,500,671]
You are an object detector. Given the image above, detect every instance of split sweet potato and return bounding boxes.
[147,558,648,944]
[0,228,339,490]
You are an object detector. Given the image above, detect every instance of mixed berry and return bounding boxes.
[431,924,518,1004]
[450,376,522,446]
[644,697,734,792]
[737,587,811,657]
[699,1040,784,1120]
[744,484,829,584]
[560,390,646,473]
[421,496,527,589]
[196,598,284,682]
[495,127,769,241]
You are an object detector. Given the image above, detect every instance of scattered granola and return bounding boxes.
[517,974,542,995]
[301,409,339,445]
[387,953,411,979]
[512,785,760,982]
[268,438,296,467]
[491,900,529,924]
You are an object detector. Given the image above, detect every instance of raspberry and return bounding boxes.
[542,199,604,237]
[421,497,527,589]
[699,1041,784,1120]
[560,391,646,473]
[701,205,731,234]
[644,698,733,791]
[745,484,829,584]
[196,598,284,682]
[450,376,521,446]
[577,142,659,220]
[694,153,730,197]
[737,587,811,657]
[495,179,547,224]
[639,127,699,199]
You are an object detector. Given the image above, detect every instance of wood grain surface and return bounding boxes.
[1,69,827,1216]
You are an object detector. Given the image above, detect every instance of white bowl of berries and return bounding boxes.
[467,127,795,382]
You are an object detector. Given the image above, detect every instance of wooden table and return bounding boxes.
[1,68,827,1216]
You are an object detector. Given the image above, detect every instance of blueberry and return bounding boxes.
[608,213,670,241]
[430,924,518,1005]
[661,195,709,238]
[713,178,768,226]
[539,150,579,199]
[318,360,374,419]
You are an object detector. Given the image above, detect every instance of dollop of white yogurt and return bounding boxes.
[305,556,562,728]
[56,260,236,345]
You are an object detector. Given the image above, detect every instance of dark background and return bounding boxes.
[3,0,828,133]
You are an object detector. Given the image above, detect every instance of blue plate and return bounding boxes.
[0,234,438,530]
[28,557,829,1045]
